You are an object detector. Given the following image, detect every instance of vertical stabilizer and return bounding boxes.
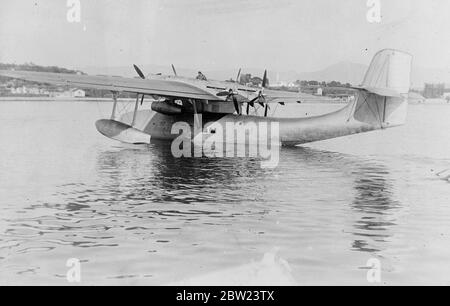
[353,49,413,128]
[361,49,412,97]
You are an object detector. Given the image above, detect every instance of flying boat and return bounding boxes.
[0,49,412,146]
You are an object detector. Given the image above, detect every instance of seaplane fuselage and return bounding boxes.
[0,49,412,147]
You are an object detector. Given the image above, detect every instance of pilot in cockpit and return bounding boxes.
[196,71,207,81]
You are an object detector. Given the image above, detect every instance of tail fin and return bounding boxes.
[353,49,413,128]
[361,49,412,96]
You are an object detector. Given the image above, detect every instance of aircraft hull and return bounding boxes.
[96,95,405,146]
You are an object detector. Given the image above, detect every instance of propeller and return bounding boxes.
[217,67,242,96]
[248,95,268,111]
[133,64,146,79]
[131,65,148,105]
[246,100,256,115]
[262,69,268,88]
[232,95,240,115]
[249,70,267,105]
[217,88,240,115]
[236,68,241,83]
[247,70,272,116]
[264,104,270,117]
[171,64,178,76]
[215,68,244,115]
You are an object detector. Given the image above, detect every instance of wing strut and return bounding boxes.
[111,92,119,120]
[132,94,144,126]
[190,99,201,130]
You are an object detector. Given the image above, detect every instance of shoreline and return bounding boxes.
[0,97,136,102]
[0,96,448,105]
[0,96,344,104]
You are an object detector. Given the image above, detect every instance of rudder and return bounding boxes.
[353,49,413,128]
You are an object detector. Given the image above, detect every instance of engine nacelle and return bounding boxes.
[151,101,182,115]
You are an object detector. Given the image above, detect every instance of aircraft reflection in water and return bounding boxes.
[350,165,399,253]
[93,143,400,255]
[96,142,272,205]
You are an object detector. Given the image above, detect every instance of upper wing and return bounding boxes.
[0,70,219,100]
[0,69,335,103]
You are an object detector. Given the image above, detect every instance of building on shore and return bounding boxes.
[49,88,86,98]
[423,83,445,99]
[71,89,86,98]
[300,85,323,96]
[9,86,49,96]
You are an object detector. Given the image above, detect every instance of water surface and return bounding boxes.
[0,101,449,285]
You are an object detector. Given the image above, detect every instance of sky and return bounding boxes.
[1,0,450,73]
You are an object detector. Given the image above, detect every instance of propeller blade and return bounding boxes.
[258,94,266,107]
[133,64,146,79]
[171,64,177,76]
[140,94,145,105]
[236,68,241,83]
[232,96,240,115]
[278,102,285,105]
[249,96,259,104]
[264,104,269,117]
[262,70,268,88]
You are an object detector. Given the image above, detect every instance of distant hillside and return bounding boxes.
[0,63,85,87]
[0,63,130,98]
[292,62,450,89]
[0,63,83,75]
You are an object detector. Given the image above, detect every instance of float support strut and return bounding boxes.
[111,91,118,120]
[131,94,144,127]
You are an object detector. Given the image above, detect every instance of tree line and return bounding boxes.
[296,80,352,88]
